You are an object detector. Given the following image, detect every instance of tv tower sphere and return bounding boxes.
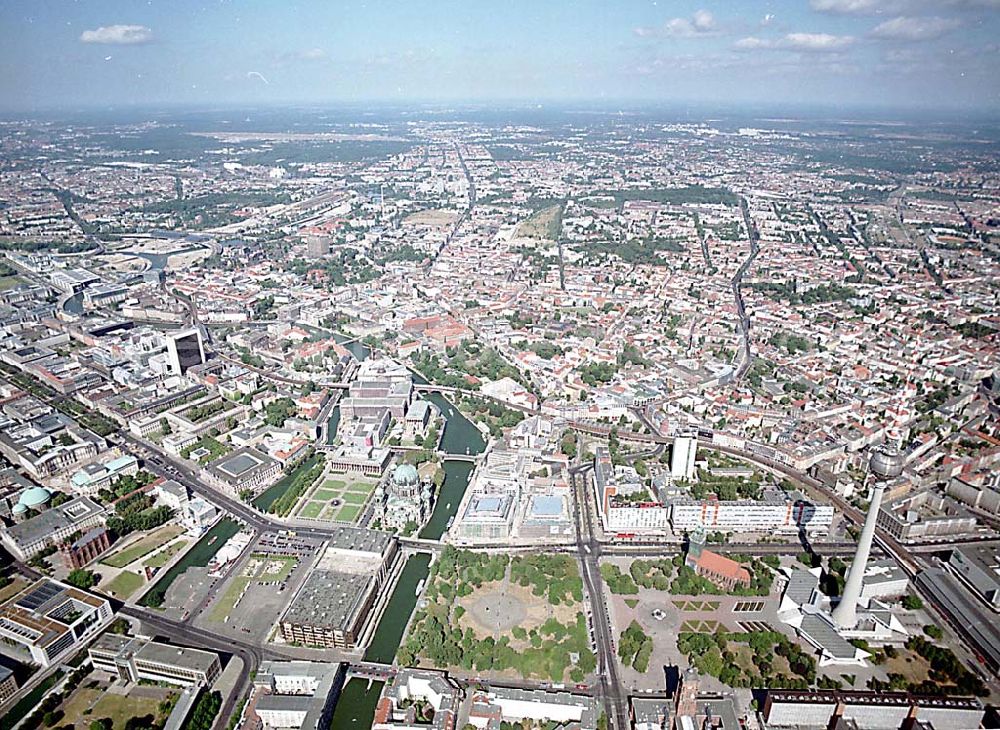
[869,446,905,481]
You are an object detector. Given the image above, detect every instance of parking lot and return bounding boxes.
[196,534,321,642]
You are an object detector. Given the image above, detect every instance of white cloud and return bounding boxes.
[735,32,856,52]
[298,48,328,61]
[870,16,962,40]
[634,9,718,39]
[79,24,153,45]
[785,32,856,50]
[692,10,716,32]
[810,0,909,14]
[734,36,773,50]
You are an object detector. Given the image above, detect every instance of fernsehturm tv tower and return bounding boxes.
[831,445,905,629]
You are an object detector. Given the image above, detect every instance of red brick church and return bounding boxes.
[684,526,751,591]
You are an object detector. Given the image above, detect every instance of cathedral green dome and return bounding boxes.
[392,463,420,487]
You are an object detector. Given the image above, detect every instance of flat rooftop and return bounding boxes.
[529,495,565,517]
[324,526,393,555]
[217,452,263,477]
[92,634,219,676]
[207,447,277,484]
[282,570,374,633]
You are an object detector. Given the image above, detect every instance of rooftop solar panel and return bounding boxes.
[16,582,61,612]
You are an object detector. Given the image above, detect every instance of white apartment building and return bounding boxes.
[605,505,670,533]
[670,495,834,534]
[671,434,698,481]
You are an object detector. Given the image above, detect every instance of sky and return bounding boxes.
[1,0,999,114]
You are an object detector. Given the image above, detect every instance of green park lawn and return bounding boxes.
[0,276,23,292]
[105,571,145,599]
[295,475,374,523]
[345,480,375,494]
[674,599,721,611]
[91,688,174,728]
[102,525,183,568]
[57,686,103,727]
[335,504,362,522]
[680,619,724,633]
[143,540,188,569]
[300,502,324,519]
[0,577,26,603]
[211,576,250,622]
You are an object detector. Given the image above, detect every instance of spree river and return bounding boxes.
[331,330,370,362]
[363,552,432,664]
[329,678,384,728]
[420,391,486,541]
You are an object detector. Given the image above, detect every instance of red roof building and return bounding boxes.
[686,548,752,591]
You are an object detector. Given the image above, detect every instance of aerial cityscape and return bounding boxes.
[0,2,999,730]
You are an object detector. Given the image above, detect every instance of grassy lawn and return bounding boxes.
[733,645,756,674]
[0,276,23,292]
[183,435,231,465]
[884,649,931,684]
[299,501,324,519]
[680,619,723,632]
[90,690,174,728]
[345,480,375,494]
[0,576,27,603]
[335,504,362,522]
[105,571,144,599]
[102,525,184,568]
[210,576,250,622]
[673,599,721,611]
[401,553,590,683]
[516,204,564,240]
[143,540,188,569]
[59,686,103,727]
[295,475,374,523]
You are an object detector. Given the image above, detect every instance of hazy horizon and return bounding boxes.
[3,99,1000,129]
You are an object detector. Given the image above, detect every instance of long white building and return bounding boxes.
[594,448,833,536]
[670,494,833,534]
